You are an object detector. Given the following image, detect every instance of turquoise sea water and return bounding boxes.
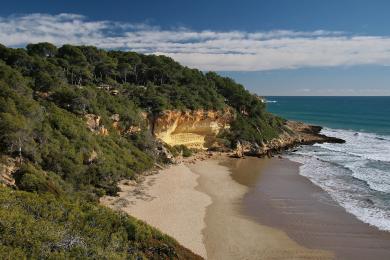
[267,96,390,231]
[267,96,390,136]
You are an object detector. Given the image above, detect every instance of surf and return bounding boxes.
[287,127,390,231]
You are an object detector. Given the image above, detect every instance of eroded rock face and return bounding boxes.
[152,109,234,150]
[0,156,17,187]
[85,114,108,136]
[155,142,176,164]
[85,113,141,136]
[85,114,101,131]
[234,141,244,158]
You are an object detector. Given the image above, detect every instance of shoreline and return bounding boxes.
[101,154,330,259]
[101,153,390,259]
[231,156,390,260]
[189,157,331,259]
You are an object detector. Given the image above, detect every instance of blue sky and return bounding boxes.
[2,0,390,95]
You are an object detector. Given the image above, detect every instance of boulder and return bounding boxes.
[84,150,98,164]
[110,114,120,122]
[233,141,244,158]
[85,114,101,131]
[155,143,176,164]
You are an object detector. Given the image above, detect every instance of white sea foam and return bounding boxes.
[346,160,390,193]
[316,128,390,162]
[287,128,390,231]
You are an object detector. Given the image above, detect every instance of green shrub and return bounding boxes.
[0,188,199,259]
[180,145,193,157]
[167,145,193,158]
[14,163,63,195]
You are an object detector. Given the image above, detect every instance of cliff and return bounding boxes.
[151,109,234,149]
[150,110,344,157]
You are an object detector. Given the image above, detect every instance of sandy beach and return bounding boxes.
[101,154,390,259]
[101,163,211,258]
[102,155,332,259]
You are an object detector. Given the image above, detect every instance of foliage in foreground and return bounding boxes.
[0,188,200,259]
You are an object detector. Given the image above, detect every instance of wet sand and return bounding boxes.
[190,159,331,259]
[230,157,390,260]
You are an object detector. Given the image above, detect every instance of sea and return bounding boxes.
[266,96,390,231]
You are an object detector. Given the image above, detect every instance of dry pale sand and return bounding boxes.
[102,156,332,259]
[101,164,212,258]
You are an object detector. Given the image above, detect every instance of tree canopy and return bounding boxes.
[0,43,284,258]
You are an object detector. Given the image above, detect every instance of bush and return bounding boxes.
[168,145,193,158]
[0,188,199,259]
[181,145,193,157]
[14,163,63,195]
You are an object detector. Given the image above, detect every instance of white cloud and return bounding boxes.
[2,13,390,71]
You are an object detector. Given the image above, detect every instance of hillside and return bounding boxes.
[0,43,287,258]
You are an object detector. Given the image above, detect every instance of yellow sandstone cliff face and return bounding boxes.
[152,109,234,149]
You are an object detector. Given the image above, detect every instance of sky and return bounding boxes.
[1,0,390,96]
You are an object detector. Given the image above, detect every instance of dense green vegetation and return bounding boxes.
[0,43,284,258]
[0,188,199,259]
[205,72,285,144]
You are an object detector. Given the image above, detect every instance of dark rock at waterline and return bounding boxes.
[233,121,345,158]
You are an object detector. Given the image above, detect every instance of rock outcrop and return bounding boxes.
[0,156,17,187]
[155,142,176,164]
[85,114,109,136]
[152,109,234,150]
[85,113,141,136]
[151,109,344,156]
[84,150,98,164]
[110,113,121,132]
[234,121,345,157]
[86,109,344,159]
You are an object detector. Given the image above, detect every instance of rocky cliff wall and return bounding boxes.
[152,109,234,149]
